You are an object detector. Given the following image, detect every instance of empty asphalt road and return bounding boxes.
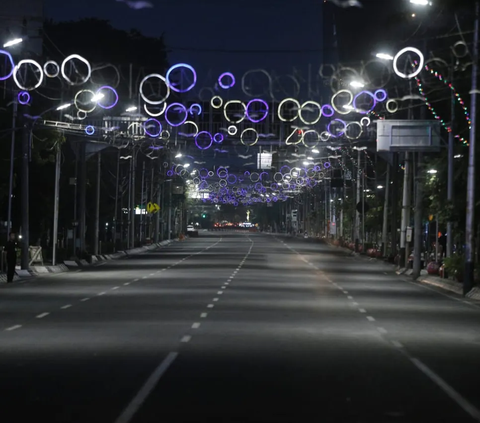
[1,232,480,422]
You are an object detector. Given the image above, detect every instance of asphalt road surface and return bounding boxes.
[1,232,480,423]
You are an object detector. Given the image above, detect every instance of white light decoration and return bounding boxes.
[345,122,364,140]
[386,99,399,113]
[210,96,223,109]
[143,102,167,117]
[139,74,170,105]
[376,53,394,61]
[43,60,60,78]
[227,125,238,135]
[285,127,303,145]
[13,59,44,91]
[331,89,353,115]
[178,120,199,137]
[240,128,259,146]
[3,38,22,48]
[223,100,246,123]
[74,89,97,113]
[61,54,91,86]
[299,101,322,125]
[360,117,371,126]
[277,98,301,122]
[302,129,321,148]
[393,47,424,79]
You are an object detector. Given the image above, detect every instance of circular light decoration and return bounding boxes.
[195,131,213,150]
[331,89,353,115]
[18,91,30,105]
[324,162,331,169]
[374,89,387,102]
[13,59,44,91]
[85,125,95,135]
[223,100,246,124]
[139,73,170,105]
[386,99,399,114]
[160,130,170,140]
[352,90,377,114]
[393,47,424,79]
[166,63,197,93]
[74,89,97,113]
[189,103,202,116]
[360,117,371,127]
[213,133,224,143]
[43,60,59,78]
[299,101,322,125]
[217,167,228,178]
[227,125,238,135]
[327,119,347,138]
[345,122,364,140]
[240,128,259,146]
[246,99,269,123]
[95,86,118,110]
[143,118,162,138]
[61,54,91,86]
[0,50,15,81]
[178,121,199,137]
[278,98,300,122]
[77,110,87,120]
[165,103,188,127]
[218,72,235,89]
[211,96,223,109]
[144,102,167,117]
[321,104,335,118]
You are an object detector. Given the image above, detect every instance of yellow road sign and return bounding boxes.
[147,202,160,214]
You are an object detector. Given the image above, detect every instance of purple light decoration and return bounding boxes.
[352,90,376,114]
[218,72,235,89]
[314,165,321,172]
[18,91,30,105]
[189,103,202,115]
[0,50,14,81]
[195,131,213,150]
[280,165,291,174]
[165,103,188,127]
[227,174,237,185]
[322,104,335,118]
[246,99,269,123]
[166,63,197,93]
[244,171,251,177]
[85,125,95,135]
[96,86,119,110]
[213,133,224,143]
[327,119,347,138]
[217,167,228,178]
[324,161,331,169]
[143,118,162,138]
[374,89,387,102]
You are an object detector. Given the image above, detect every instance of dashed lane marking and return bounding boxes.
[217,291,223,295]
[366,316,376,322]
[98,292,106,296]
[61,304,72,309]
[5,325,22,331]
[200,313,207,318]
[347,296,353,300]
[81,298,90,302]
[181,335,191,343]
[192,323,201,329]
[112,286,119,290]
[36,312,49,319]
[359,308,367,313]
[207,304,214,308]
[124,282,130,286]
[391,340,404,349]
[377,327,388,334]
[133,278,139,282]
[213,298,219,302]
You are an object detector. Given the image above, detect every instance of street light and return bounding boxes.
[427,169,437,174]
[376,53,394,61]
[3,38,22,48]
[312,149,319,154]
[377,185,384,189]
[410,0,431,5]
[91,93,104,102]
[183,163,190,168]
[175,153,182,158]
[126,106,137,112]
[350,81,365,88]
[56,103,71,111]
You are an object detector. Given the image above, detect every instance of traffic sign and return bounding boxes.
[147,202,160,214]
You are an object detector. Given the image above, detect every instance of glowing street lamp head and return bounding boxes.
[91,93,104,102]
[410,0,430,5]
[126,106,137,112]
[427,169,437,174]
[56,103,71,111]
[376,53,394,61]
[3,38,22,48]
[350,80,365,88]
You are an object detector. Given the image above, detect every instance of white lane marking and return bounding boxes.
[81,298,90,302]
[36,312,50,319]
[213,298,219,302]
[352,302,359,306]
[366,316,376,322]
[5,325,22,331]
[98,292,106,296]
[142,276,147,279]
[359,308,367,313]
[233,271,238,274]
[225,282,229,285]
[347,296,353,300]
[377,327,388,334]
[114,352,178,423]
[192,323,201,329]
[200,313,207,318]
[384,272,388,275]
[133,278,139,282]
[391,340,404,349]
[344,291,349,294]
[181,335,191,343]
[207,304,214,308]
[150,273,155,276]
[61,304,72,309]
[217,291,223,295]
[410,358,480,421]
[112,286,119,290]
[124,282,130,286]
[221,286,226,289]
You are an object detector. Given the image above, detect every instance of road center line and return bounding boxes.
[36,312,49,319]
[98,292,106,296]
[124,282,130,286]
[5,325,22,331]
[192,323,201,329]
[61,304,72,309]
[207,304,214,308]
[366,316,376,321]
[112,286,119,290]
[200,313,207,318]
[359,308,366,313]
[114,352,178,423]
[81,298,90,302]
[181,335,191,343]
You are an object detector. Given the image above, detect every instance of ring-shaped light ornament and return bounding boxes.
[213,133,224,143]
[217,167,228,178]
[227,125,238,135]
[139,73,170,105]
[277,98,300,122]
[374,89,387,102]
[160,130,170,140]
[223,100,246,124]
[85,125,95,135]
[321,104,335,118]
[96,86,119,110]
[189,103,202,116]
[0,50,14,81]
[143,118,162,138]
[211,96,223,109]
[393,47,424,79]
[165,102,188,127]
[302,129,321,148]
[345,122,364,140]
[13,59,44,91]
[178,121,199,137]
[299,101,322,125]
[352,90,377,115]
[240,128,259,147]
[327,119,347,138]
[144,102,167,117]
[61,54,91,86]
[386,99,399,114]
[77,110,87,120]
[361,117,371,127]
[18,91,30,105]
[246,99,269,123]
[331,89,353,115]
[165,63,197,93]
[218,72,235,89]
[195,131,213,150]
[74,89,97,113]
[43,60,59,78]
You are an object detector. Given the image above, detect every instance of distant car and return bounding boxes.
[187,225,195,232]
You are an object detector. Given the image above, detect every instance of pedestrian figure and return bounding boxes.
[4,232,17,283]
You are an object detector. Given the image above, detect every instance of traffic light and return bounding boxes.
[202,214,206,218]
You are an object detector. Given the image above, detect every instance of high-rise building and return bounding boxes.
[0,0,43,56]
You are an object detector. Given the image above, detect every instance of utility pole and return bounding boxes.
[168,181,172,240]
[20,120,30,270]
[155,160,161,243]
[126,157,132,250]
[94,152,101,256]
[464,0,479,295]
[113,149,120,251]
[413,153,424,279]
[149,161,154,240]
[78,143,86,256]
[382,164,390,257]
[447,58,456,258]
[139,160,145,244]
[7,92,17,240]
[130,150,136,248]
[390,153,398,257]
[400,153,411,268]
[52,143,61,265]
[362,169,365,252]
[355,149,361,250]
